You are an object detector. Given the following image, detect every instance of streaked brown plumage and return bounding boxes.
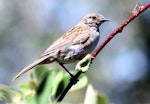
[12,13,109,81]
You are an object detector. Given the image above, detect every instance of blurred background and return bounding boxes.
[0,0,150,104]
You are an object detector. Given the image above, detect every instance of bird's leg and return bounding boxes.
[58,63,74,77]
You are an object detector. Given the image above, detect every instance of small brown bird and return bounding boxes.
[12,13,109,81]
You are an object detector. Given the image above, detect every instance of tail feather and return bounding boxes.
[12,56,49,81]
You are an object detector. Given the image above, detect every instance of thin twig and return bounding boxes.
[57,2,150,102]
[92,2,150,58]
[57,71,82,102]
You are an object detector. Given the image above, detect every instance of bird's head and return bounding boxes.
[81,13,109,29]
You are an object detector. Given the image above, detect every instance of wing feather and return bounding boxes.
[40,26,91,57]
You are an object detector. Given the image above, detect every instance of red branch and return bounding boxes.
[92,2,150,58]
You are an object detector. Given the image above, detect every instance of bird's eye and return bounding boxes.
[89,16,92,19]
[92,16,96,20]
[89,16,96,20]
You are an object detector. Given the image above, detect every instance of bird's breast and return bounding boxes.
[57,31,100,64]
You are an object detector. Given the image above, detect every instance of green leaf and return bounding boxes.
[25,94,37,104]
[19,83,30,93]
[51,69,64,96]
[0,85,21,103]
[36,69,63,104]
[55,71,88,99]
[70,74,88,92]
[97,93,109,104]
[34,65,49,81]
[84,84,109,104]
[75,54,92,72]
[19,75,37,93]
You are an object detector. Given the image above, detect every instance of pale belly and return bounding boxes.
[57,34,100,64]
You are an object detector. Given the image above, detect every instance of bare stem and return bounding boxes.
[92,2,150,58]
[57,2,150,102]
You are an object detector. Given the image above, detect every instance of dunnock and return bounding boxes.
[12,13,109,80]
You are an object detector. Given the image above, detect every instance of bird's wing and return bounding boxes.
[12,26,91,81]
[40,26,91,57]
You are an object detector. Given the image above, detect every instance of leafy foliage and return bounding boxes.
[84,84,109,104]
[0,66,109,104]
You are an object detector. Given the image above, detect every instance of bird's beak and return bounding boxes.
[101,19,110,23]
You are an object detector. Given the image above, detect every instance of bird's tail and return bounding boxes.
[12,56,49,81]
